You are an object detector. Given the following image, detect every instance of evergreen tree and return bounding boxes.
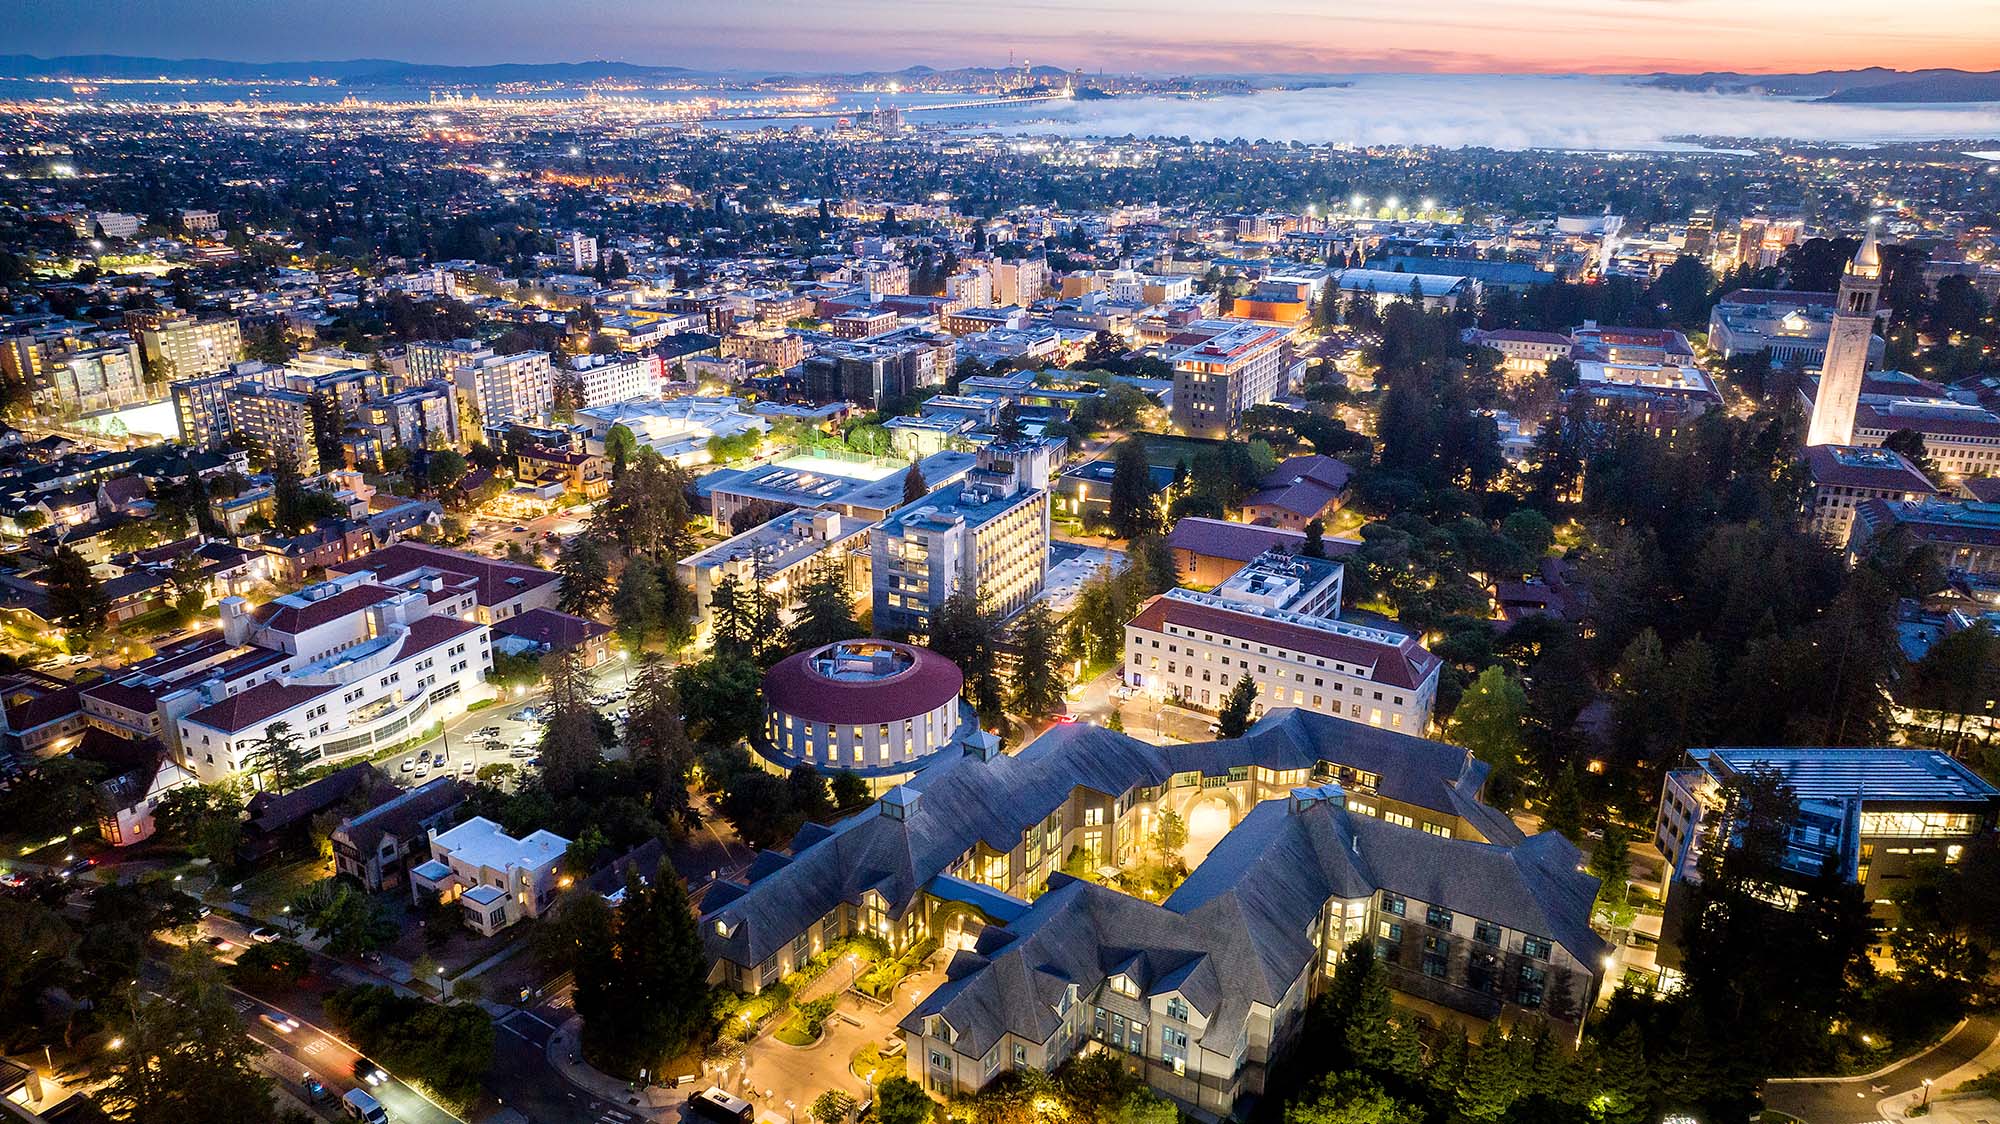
[1216,676,1258,738]
[1591,820,1632,913]
[245,721,312,794]
[537,650,602,796]
[788,559,860,650]
[611,554,665,652]
[1107,437,1159,539]
[556,535,611,617]
[1007,602,1068,720]
[1303,518,1328,558]
[101,947,273,1124]
[1542,764,1586,841]
[902,456,929,506]
[929,588,1004,727]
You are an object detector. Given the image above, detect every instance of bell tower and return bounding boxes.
[1806,225,1885,447]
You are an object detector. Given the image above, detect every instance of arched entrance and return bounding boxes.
[1182,794,1235,868]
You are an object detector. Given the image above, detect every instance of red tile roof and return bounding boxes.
[491,607,608,652]
[254,582,404,635]
[762,642,963,725]
[184,681,332,735]
[1128,595,1439,691]
[333,542,558,609]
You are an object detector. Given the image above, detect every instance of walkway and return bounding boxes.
[1766,1015,2000,1124]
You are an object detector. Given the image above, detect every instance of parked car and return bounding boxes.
[302,1074,332,1104]
[248,925,282,943]
[416,750,431,766]
[460,761,476,776]
[343,1087,388,1123]
[399,758,414,773]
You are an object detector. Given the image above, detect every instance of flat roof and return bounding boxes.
[1690,747,2000,805]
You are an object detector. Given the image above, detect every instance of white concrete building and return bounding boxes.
[411,816,570,936]
[566,352,663,408]
[1124,588,1440,733]
[169,574,493,785]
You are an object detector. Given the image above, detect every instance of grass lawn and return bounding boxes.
[774,1018,819,1047]
[229,856,332,917]
[1139,432,1229,469]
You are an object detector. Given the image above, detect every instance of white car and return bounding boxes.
[460,761,476,776]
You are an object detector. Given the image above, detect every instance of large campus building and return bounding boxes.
[1123,552,1439,733]
[871,459,1050,638]
[1169,323,1287,438]
[1654,747,2000,924]
[701,712,1600,1118]
[167,573,492,785]
[761,639,977,789]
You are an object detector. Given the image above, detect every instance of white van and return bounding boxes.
[342,1088,389,1123]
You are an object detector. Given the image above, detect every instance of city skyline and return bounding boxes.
[11,0,2000,75]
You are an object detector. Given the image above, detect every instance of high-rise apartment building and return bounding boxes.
[872,455,1050,638]
[1170,323,1287,437]
[455,351,554,430]
[141,317,243,378]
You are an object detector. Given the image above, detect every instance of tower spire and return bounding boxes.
[1805,224,1887,447]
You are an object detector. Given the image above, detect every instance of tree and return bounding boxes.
[245,721,312,794]
[788,558,860,650]
[830,770,870,810]
[1152,810,1189,868]
[289,876,396,956]
[44,542,107,648]
[611,553,665,651]
[570,861,710,1077]
[1216,676,1257,738]
[1303,518,1328,558]
[556,535,611,617]
[153,784,244,866]
[1007,602,1068,720]
[604,424,638,480]
[1448,667,1528,771]
[813,1090,858,1124]
[1590,820,1632,913]
[101,947,274,1124]
[426,448,469,494]
[903,456,929,505]
[1542,765,1586,841]
[928,589,1004,727]
[875,1077,935,1124]
[1107,437,1159,540]
[1286,1071,1423,1124]
[539,650,603,796]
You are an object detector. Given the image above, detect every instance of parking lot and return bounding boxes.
[382,653,639,789]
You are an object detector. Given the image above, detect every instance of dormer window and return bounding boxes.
[1108,974,1140,999]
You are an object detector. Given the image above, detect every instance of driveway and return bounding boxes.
[1765,1015,2000,1124]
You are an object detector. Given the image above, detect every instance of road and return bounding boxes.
[1764,1014,2000,1124]
[240,988,463,1124]
[139,951,462,1124]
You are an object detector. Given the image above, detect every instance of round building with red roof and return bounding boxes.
[763,639,969,776]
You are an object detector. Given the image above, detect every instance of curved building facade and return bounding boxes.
[763,640,968,780]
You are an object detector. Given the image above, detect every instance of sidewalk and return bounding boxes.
[545,1016,691,1120]
[1877,1027,2000,1122]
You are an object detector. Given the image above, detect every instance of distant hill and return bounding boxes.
[1646,67,2000,103]
[0,54,703,85]
[752,63,1077,87]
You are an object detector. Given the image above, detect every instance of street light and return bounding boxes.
[1921,1078,1934,1110]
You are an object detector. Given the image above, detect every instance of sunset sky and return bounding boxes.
[12,0,2000,74]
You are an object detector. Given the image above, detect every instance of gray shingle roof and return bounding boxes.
[906,791,1604,1061]
[702,710,1507,970]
